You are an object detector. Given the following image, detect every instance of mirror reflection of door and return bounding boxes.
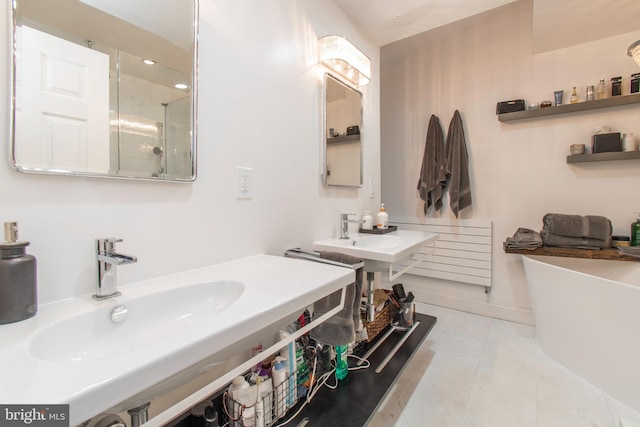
[15,26,109,173]
[324,74,363,187]
[11,0,197,181]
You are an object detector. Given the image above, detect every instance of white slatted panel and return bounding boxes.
[391,216,492,288]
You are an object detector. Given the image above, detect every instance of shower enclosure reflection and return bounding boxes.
[110,52,192,178]
[10,0,197,181]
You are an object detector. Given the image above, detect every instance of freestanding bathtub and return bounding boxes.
[522,255,640,413]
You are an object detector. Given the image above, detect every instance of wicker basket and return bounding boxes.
[363,291,396,342]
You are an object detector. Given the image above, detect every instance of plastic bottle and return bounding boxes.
[376,203,389,230]
[631,214,640,246]
[335,344,348,381]
[271,359,288,419]
[596,79,606,100]
[227,376,250,427]
[278,331,296,407]
[570,87,578,104]
[362,211,374,230]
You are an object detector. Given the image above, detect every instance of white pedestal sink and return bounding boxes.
[0,254,354,426]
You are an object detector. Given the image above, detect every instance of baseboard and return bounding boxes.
[411,288,535,325]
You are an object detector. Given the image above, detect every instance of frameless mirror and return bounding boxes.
[322,73,363,187]
[10,0,198,181]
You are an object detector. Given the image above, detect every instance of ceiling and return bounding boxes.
[332,0,518,46]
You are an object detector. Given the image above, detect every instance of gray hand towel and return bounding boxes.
[310,251,363,346]
[417,115,447,214]
[505,228,543,250]
[445,110,472,218]
[542,213,612,241]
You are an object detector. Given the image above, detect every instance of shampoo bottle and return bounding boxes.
[377,204,389,230]
[632,214,640,246]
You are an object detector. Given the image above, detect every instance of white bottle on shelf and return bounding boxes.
[271,358,288,420]
[377,203,389,229]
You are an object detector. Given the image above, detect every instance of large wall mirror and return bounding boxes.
[322,74,363,187]
[10,0,198,181]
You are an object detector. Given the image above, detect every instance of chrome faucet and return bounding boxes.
[339,213,363,239]
[93,238,137,300]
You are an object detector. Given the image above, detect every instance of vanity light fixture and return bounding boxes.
[628,40,640,67]
[318,35,371,87]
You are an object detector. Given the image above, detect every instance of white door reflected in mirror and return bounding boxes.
[10,0,198,181]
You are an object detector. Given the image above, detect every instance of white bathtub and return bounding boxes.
[522,255,640,413]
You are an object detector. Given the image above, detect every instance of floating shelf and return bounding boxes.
[567,150,640,163]
[497,93,640,122]
[503,243,639,262]
[327,134,360,144]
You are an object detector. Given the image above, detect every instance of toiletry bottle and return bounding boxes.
[0,222,37,324]
[335,344,348,380]
[596,79,606,100]
[377,204,389,230]
[255,379,265,427]
[271,359,288,419]
[570,87,578,104]
[362,211,373,230]
[631,214,640,246]
[227,376,250,427]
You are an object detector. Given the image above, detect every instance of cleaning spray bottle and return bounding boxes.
[631,213,640,246]
[376,203,389,230]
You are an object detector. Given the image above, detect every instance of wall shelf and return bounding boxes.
[327,134,360,144]
[497,93,640,122]
[567,150,640,163]
[503,243,639,262]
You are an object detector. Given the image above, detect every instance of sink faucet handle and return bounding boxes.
[96,237,124,254]
[340,213,357,220]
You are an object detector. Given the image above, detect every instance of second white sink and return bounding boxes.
[313,229,438,267]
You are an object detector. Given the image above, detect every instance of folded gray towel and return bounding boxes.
[505,228,542,250]
[417,114,447,214]
[540,230,611,249]
[542,213,612,241]
[310,252,363,346]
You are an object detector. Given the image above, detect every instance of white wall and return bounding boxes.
[1,0,380,305]
[380,0,640,324]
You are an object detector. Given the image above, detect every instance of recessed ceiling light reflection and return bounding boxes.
[142,59,156,65]
[175,83,189,90]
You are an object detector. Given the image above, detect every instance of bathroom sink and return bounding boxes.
[28,280,244,363]
[313,229,438,269]
[354,234,404,249]
[0,254,354,426]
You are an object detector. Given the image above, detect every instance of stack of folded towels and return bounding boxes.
[540,213,612,249]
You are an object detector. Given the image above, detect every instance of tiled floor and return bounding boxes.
[368,303,640,427]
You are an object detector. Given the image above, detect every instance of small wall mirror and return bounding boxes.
[10,0,198,181]
[322,74,363,187]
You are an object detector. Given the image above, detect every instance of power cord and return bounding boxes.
[273,347,370,426]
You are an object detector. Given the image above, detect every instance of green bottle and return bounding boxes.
[632,214,640,246]
[335,344,348,381]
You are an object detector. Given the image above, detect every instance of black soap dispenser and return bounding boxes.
[0,222,37,324]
